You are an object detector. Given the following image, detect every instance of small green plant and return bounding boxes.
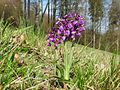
[47,12,85,82]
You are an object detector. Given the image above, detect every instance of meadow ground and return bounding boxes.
[0,25,120,90]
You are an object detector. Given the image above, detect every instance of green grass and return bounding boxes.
[0,24,120,90]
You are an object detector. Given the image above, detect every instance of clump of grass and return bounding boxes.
[0,22,51,89]
[0,20,120,90]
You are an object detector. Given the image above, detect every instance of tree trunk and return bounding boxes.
[24,0,27,26]
[98,18,102,49]
[51,0,53,27]
[60,0,64,18]
[64,0,68,14]
[34,1,39,33]
[53,0,57,25]
[28,0,30,19]
[48,0,50,24]
[84,0,88,46]
[75,0,79,12]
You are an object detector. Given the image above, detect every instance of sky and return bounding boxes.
[101,0,112,33]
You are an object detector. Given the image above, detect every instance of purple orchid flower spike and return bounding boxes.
[47,12,85,48]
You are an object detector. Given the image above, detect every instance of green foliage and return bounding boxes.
[0,25,120,89]
[64,42,74,80]
[0,22,49,89]
[0,13,120,90]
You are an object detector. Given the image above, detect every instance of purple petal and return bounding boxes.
[58,40,61,44]
[57,30,62,35]
[77,14,80,17]
[67,23,73,29]
[73,21,78,25]
[47,43,51,46]
[76,32,81,37]
[63,15,68,19]
[64,30,70,36]
[49,38,54,42]
[74,23,79,29]
[71,35,75,40]
[59,26,64,31]
[56,35,61,39]
[61,19,67,24]
[79,20,84,25]
[75,15,80,20]
[71,30,76,34]
[54,43,58,48]
[62,36,66,41]
[67,14,72,18]
[78,27,85,32]
[48,32,53,36]
[53,28,58,32]
[70,20,74,23]
[56,21,61,25]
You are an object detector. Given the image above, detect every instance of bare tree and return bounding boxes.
[48,0,50,24]
[53,0,57,25]
[88,0,103,48]
[109,0,120,52]
[24,0,27,26]
[60,0,64,18]
[34,1,39,33]
[28,0,30,19]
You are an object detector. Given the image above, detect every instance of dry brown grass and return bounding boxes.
[0,0,22,26]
